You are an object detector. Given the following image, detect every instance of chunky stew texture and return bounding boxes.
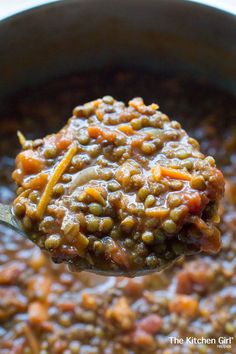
[12,96,224,274]
[0,71,235,353]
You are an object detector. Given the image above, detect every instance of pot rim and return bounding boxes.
[0,0,235,22]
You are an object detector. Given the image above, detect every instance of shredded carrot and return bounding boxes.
[145,207,170,218]
[17,130,26,147]
[152,163,191,181]
[161,166,191,180]
[13,189,31,205]
[84,187,106,206]
[23,324,40,354]
[36,143,77,219]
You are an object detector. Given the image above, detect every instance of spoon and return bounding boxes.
[0,202,185,277]
[0,203,25,236]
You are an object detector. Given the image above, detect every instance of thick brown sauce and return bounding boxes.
[0,71,235,354]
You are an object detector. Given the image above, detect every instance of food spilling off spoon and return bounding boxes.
[12,97,224,276]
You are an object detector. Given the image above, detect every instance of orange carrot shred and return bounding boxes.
[118,125,135,135]
[84,187,106,206]
[36,142,77,219]
[152,163,191,181]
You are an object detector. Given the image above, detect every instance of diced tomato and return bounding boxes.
[183,192,202,214]
[16,150,44,175]
[132,328,155,347]
[27,275,51,301]
[28,301,48,325]
[12,168,24,184]
[0,262,26,285]
[57,302,76,312]
[107,240,130,268]
[120,278,145,297]
[138,314,163,334]
[81,293,97,310]
[105,297,135,330]
[23,172,48,190]
[176,259,215,294]
[55,134,72,150]
[169,295,199,317]
[200,226,221,253]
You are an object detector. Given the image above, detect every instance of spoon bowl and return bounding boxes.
[0,202,198,277]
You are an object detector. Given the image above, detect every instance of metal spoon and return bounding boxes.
[0,203,26,236]
[0,202,188,277]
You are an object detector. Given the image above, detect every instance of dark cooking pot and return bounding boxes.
[0,0,236,103]
[0,3,236,352]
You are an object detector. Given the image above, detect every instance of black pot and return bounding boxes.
[0,0,236,102]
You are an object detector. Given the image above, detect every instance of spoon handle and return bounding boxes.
[0,203,25,236]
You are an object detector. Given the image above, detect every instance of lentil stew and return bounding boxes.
[12,96,224,275]
[0,71,235,353]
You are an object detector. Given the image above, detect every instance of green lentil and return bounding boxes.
[120,216,136,232]
[89,203,103,216]
[22,216,32,230]
[16,187,24,196]
[14,203,26,217]
[101,169,113,180]
[144,194,155,208]
[188,137,200,149]
[89,145,101,158]
[181,159,194,170]
[93,240,104,254]
[142,231,154,244]
[61,174,72,183]
[205,156,216,166]
[131,118,142,130]
[190,175,206,190]
[176,149,189,159]
[169,180,183,190]
[141,142,156,155]
[86,216,100,233]
[59,313,71,327]
[53,183,65,196]
[100,217,114,233]
[110,229,122,239]
[138,187,149,201]
[44,146,57,159]
[124,238,135,248]
[135,242,148,256]
[78,134,90,145]
[103,95,114,104]
[114,147,126,158]
[29,190,39,203]
[146,254,158,268]
[45,234,62,249]
[69,341,80,354]
[168,193,182,208]
[225,322,235,335]
[170,206,187,222]
[162,219,177,233]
